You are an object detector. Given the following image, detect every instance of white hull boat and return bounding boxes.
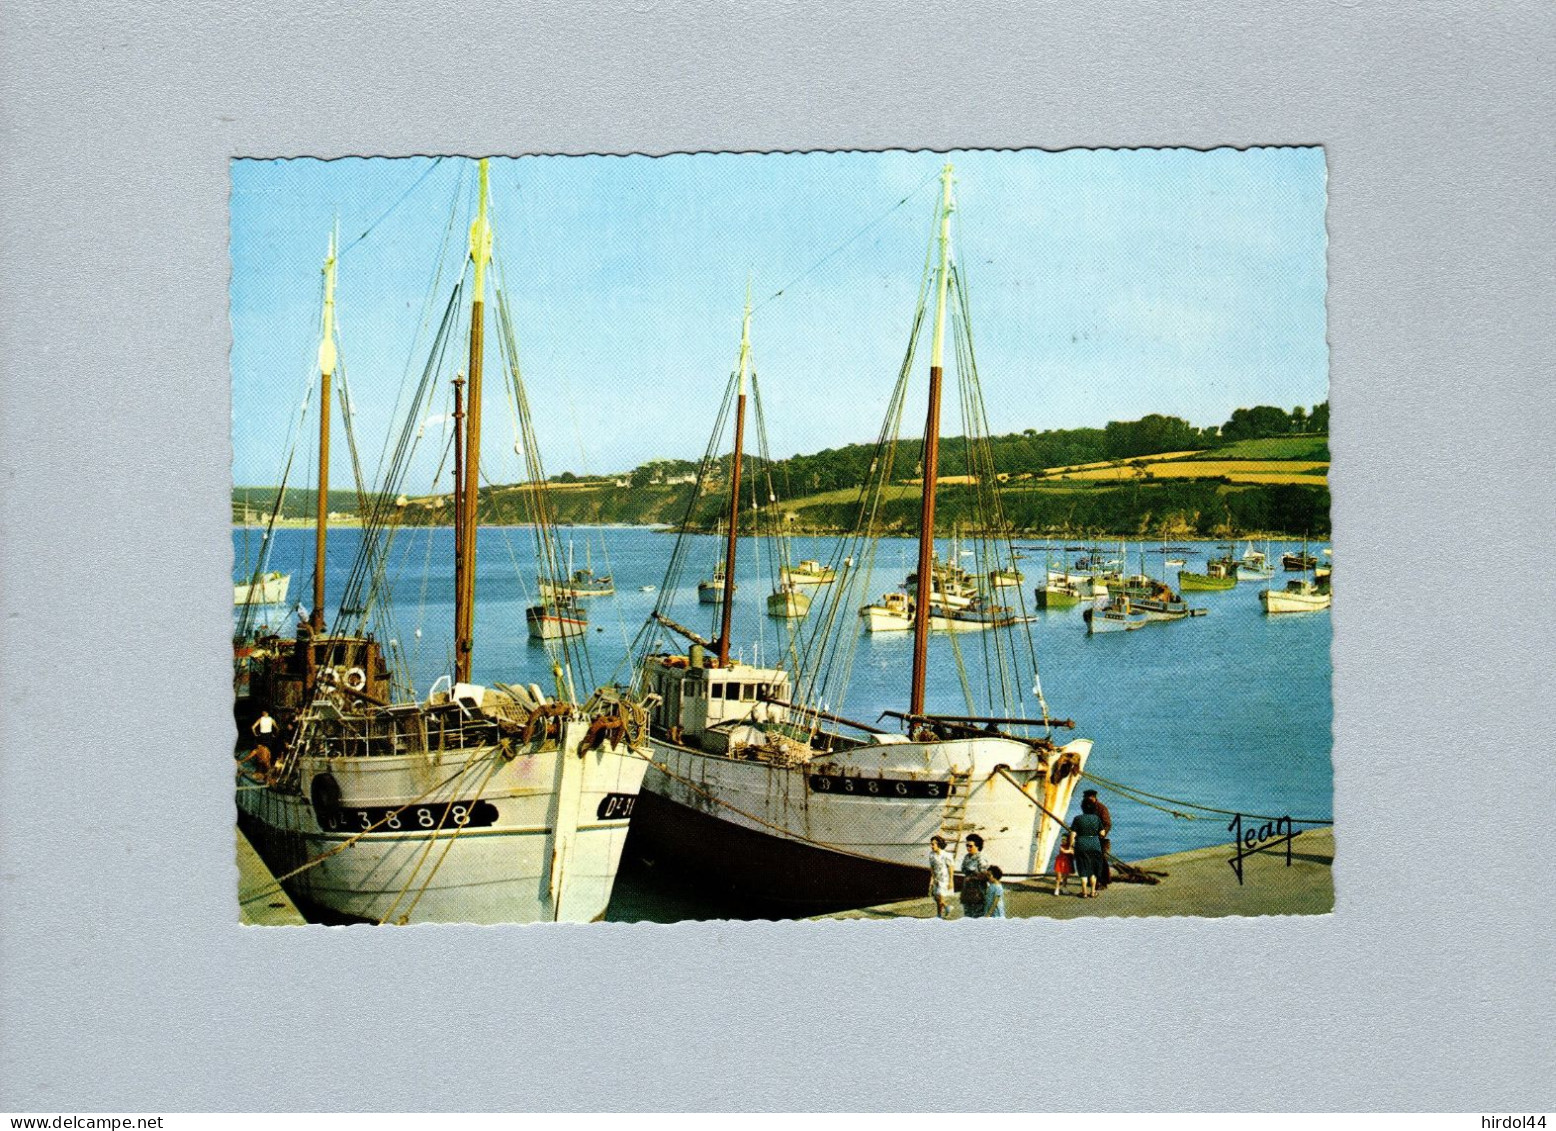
[767,585,812,619]
[780,559,837,586]
[635,656,1089,911]
[236,570,291,607]
[628,165,1096,914]
[527,602,589,640]
[239,690,649,923]
[237,162,654,925]
[1261,579,1332,614]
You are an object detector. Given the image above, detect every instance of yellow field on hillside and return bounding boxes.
[1042,450,1204,475]
[1054,459,1328,485]
[1223,471,1329,486]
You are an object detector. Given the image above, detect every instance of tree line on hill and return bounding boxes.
[235,402,1328,536]
[617,401,1329,496]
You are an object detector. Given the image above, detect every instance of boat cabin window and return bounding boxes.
[682,679,702,699]
[709,682,725,700]
[739,683,756,701]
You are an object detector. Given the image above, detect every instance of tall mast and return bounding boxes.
[451,372,466,656]
[909,163,955,716]
[455,159,493,683]
[310,225,338,634]
[716,284,752,665]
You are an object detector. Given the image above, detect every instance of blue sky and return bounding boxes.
[230,147,1327,487]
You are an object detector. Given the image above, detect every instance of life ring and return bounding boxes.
[344,667,367,692]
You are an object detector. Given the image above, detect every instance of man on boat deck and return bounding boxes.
[1082,789,1113,888]
[251,711,278,740]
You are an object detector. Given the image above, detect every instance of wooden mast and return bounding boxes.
[455,159,493,684]
[310,226,338,634]
[909,163,955,716]
[451,372,466,660]
[716,286,753,665]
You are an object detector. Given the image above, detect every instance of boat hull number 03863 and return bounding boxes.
[807,775,946,798]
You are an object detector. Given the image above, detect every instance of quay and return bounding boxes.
[816,827,1334,920]
[236,828,306,926]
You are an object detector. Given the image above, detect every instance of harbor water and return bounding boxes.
[235,525,1333,921]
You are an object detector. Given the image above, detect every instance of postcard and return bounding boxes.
[231,148,1332,926]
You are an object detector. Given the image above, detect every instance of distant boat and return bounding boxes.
[1036,555,1105,608]
[859,590,1020,633]
[1261,576,1332,614]
[781,559,837,586]
[1117,576,1202,622]
[697,563,733,605]
[235,570,290,607]
[1164,558,1186,568]
[986,566,1025,588]
[539,541,615,597]
[1083,597,1150,634]
[766,582,812,620]
[639,584,657,593]
[1281,551,1318,571]
[1177,556,1238,591]
[1236,542,1276,582]
[527,593,589,639]
[1035,578,1090,609]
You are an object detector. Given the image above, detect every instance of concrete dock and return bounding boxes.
[236,828,306,926]
[818,827,1334,920]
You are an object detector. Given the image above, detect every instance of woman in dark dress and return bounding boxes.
[1070,796,1106,899]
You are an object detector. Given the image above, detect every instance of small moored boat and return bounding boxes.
[235,570,291,607]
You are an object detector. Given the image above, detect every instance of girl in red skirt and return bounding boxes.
[1053,833,1076,896]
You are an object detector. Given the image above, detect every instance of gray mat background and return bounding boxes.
[2,0,1552,1113]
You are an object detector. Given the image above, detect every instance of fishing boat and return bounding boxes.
[1120,578,1201,621]
[698,561,733,604]
[1035,577,1091,609]
[626,165,1089,912]
[1261,574,1332,614]
[905,552,979,607]
[539,541,616,598]
[1236,541,1276,582]
[766,581,813,619]
[987,566,1025,588]
[781,559,837,586]
[236,161,651,924]
[235,570,291,607]
[861,543,996,629]
[1177,556,1238,591]
[1281,551,1318,571]
[1034,547,1105,609]
[860,590,1021,633]
[1082,596,1150,633]
[526,593,589,640]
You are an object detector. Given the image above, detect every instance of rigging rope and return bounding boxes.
[338,157,447,259]
[753,166,940,312]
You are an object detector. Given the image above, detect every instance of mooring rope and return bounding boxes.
[1080,769,1334,827]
